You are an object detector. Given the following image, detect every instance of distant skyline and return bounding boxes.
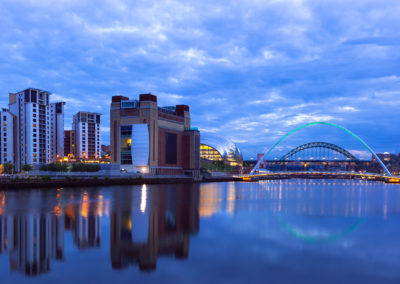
[1,0,399,159]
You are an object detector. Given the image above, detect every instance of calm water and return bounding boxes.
[0,180,399,283]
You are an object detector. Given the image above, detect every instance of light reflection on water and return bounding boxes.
[0,180,399,283]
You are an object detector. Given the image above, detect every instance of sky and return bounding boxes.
[0,0,399,160]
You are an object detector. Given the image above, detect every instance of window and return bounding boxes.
[33,124,37,127]
[3,116,6,121]
[166,132,177,164]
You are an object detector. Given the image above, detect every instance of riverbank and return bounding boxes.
[0,175,240,190]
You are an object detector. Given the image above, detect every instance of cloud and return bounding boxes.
[0,0,399,157]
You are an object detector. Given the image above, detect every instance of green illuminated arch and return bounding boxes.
[276,216,363,243]
[251,122,391,176]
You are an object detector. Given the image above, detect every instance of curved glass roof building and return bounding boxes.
[200,134,243,167]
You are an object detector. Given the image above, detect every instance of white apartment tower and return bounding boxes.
[73,112,101,159]
[0,109,16,170]
[50,102,65,162]
[9,88,65,171]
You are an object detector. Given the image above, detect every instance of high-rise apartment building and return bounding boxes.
[8,88,65,171]
[110,94,200,175]
[50,102,65,162]
[72,112,101,159]
[0,109,16,171]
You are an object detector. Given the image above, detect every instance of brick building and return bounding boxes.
[110,94,200,176]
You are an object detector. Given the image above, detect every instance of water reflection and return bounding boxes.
[110,184,199,271]
[0,184,200,276]
[0,180,399,282]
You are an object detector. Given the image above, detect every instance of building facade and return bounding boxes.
[73,112,101,160]
[50,102,65,162]
[200,134,243,167]
[8,88,65,171]
[0,109,16,172]
[110,94,200,175]
[64,130,75,158]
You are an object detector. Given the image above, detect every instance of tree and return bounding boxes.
[40,163,69,172]
[3,161,14,174]
[22,164,33,172]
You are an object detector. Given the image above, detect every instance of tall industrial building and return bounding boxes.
[110,94,200,175]
[8,88,65,171]
[0,109,16,171]
[72,112,101,159]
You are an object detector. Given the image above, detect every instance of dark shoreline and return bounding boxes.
[0,172,396,190]
[0,176,241,190]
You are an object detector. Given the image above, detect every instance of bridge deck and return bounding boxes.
[239,171,400,183]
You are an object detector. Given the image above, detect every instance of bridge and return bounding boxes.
[240,122,400,183]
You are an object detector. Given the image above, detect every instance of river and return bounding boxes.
[0,180,399,283]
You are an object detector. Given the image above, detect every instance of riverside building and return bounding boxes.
[0,109,16,172]
[200,133,243,167]
[72,112,101,160]
[64,130,76,159]
[50,102,65,162]
[8,88,65,171]
[110,94,200,176]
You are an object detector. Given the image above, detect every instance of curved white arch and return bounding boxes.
[251,122,391,176]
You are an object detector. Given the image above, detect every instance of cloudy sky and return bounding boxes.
[0,0,399,159]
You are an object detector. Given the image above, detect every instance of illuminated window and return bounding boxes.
[200,145,223,162]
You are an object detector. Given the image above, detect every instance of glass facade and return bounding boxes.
[200,145,223,162]
[131,124,149,167]
[200,134,243,167]
[120,125,132,165]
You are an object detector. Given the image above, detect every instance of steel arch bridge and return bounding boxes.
[251,122,391,176]
[280,142,358,161]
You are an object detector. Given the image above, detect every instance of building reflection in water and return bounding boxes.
[64,191,101,249]
[0,189,103,276]
[0,192,64,276]
[110,183,199,271]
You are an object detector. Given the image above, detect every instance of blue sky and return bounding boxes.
[0,0,399,159]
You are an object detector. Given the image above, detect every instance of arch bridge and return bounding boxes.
[279,142,358,161]
[243,122,396,181]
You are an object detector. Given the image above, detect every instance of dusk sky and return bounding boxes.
[0,0,399,159]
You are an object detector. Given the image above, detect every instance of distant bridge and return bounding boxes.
[240,171,400,183]
[279,141,358,161]
[251,122,391,176]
